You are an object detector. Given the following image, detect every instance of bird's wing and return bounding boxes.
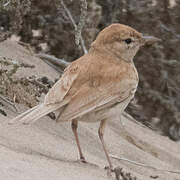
[44,63,79,105]
[58,78,137,122]
[9,61,81,125]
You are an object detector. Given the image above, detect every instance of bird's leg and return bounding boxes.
[71,119,86,163]
[98,119,113,170]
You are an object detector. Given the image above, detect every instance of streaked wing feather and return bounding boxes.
[44,64,79,105]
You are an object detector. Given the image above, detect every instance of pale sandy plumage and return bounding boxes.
[9,24,159,170]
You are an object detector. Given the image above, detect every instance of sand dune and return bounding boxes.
[0,40,180,180]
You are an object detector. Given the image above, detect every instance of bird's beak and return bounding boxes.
[142,35,161,46]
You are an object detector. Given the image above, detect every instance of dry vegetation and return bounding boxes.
[0,55,55,111]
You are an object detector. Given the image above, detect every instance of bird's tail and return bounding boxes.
[9,102,67,125]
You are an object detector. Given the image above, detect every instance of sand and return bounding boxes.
[0,40,180,180]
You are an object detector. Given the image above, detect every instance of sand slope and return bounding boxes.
[0,40,180,180]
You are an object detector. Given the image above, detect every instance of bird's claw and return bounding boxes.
[80,157,87,163]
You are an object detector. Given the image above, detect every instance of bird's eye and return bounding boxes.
[124,38,132,44]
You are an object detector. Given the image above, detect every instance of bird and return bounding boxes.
[9,24,160,170]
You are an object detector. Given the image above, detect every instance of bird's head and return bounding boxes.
[90,24,160,62]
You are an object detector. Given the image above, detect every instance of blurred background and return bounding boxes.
[0,0,180,140]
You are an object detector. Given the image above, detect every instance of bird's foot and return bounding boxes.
[104,166,115,179]
[80,157,87,163]
[76,158,98,167]
[105,166,113,172]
